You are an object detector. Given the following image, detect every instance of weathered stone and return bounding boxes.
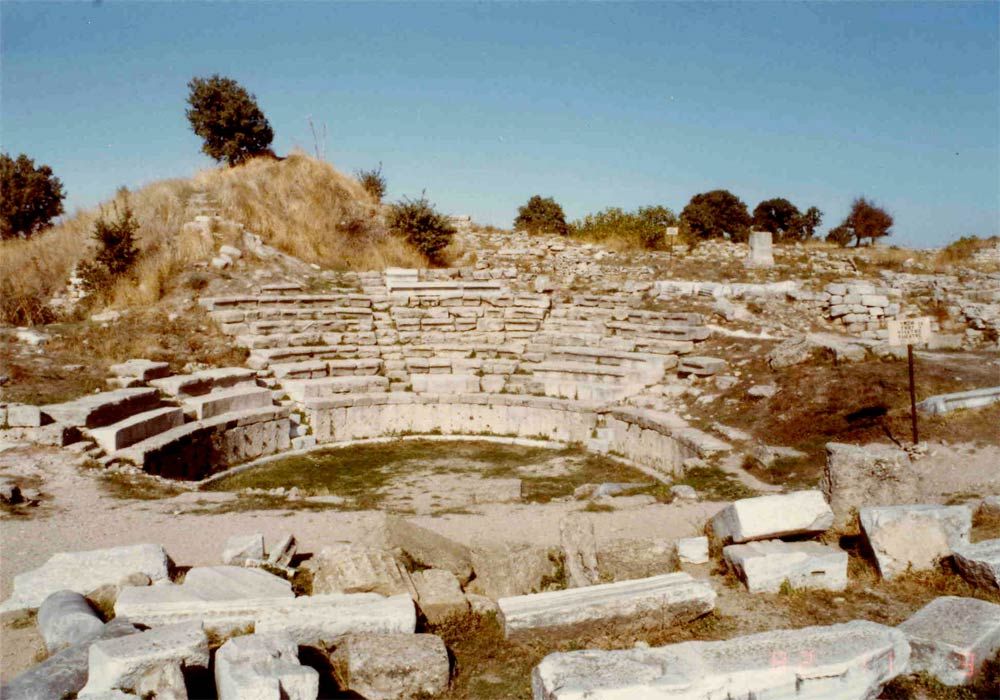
[744,230,774,269]
[43,388,159,429]
[267,533,297,568]
[108,359,170,381]
[254,593,417,646]
[222,533,265,566]
[385,516,474,584]
[860,504,972,579]
[678,356,727,377]
[0,619,138,700]
[6,404,46,427]
[596,538,677,582]
[411,569,468,624]
[531,620,908,699]
[78,621,209,697]
[709,490,833,545]
[330,633,450,700]
[1,543,170,612]
[498,572,715,639]
[560,513,599,588]
[952,539,1000,590]
[821,442,917,535]
[307,542,415,597]
[899,596,1000,686]
[0,477,23,504]
[676,536,709,565]
[90,406,184,453]
[767,337,816,370]
[38,590,105,653]
[215,632,319,700]
[723,540,848,593]
[468,542,563,598]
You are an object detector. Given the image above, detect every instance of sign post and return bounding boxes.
[887,317,932,444]
[665,226,679,259]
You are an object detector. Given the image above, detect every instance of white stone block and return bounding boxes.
[710,490,833,545]
[531,620,908,699]
[38,590,105,653]
[498,573,715,639]
[1,544,170,612]
[676,537,709,565]
[952,539,1000,590]
[859,504,972,579]
[330,633,450,700]
[723,540,848,593]
[254,593,417,646]
[899,596,1000,686]
[215,632,319,700]
[79,621,209,697]
[222,533,265,566]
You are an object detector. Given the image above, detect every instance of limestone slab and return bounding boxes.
[79,621,209,697]
[307,542,415,597]
[215,632,319,700]
[411,568,468,624]
[222,533,265,565]
[710,490,833,545]
[723,540,848,593]
[385,516,474,584]
[676,537,709,565]
[899,596,1000,686]
[330,633,450,700]
[467,542,562,599]
[1,543,170,612]
[531,620,908,699]
[498,572,715,639]
[560,513,599,588]
[859,504,972,579]
[184,386,272,420]
[254,593,417,646]
[952,539,1000,589]
[91,406,184,453]
[44,388,160,429]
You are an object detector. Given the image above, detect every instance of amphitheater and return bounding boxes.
[1,195,999,699]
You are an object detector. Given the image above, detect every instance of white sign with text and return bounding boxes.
[887,317,932,346]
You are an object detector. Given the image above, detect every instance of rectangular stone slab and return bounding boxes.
[531,620,909,699]
[898,596,1000,686]
[952,539,1000,590]
[859,504,972,580]
[182,386,273,420]
[710,490,834,544]
[723,540,848,593]
[90,406,184,453]
[498,573,716,639]
[43,388,159,428]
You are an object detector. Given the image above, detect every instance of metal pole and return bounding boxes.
[907,343,918,444]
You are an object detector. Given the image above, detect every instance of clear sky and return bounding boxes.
[2,1,997,247]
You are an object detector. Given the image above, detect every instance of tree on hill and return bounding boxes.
[78,192,141,295]
[0,152,65,240]
[680,190,751,242]
[388,195,455,263]
[186,75,274,166]
[836,197,894,247]
[752,198,823,242]
[513,195,569,235]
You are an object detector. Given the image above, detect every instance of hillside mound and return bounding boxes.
[0,153,426,325]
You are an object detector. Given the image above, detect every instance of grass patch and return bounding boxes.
[97,471,186,501]
[205,440,653,510]
[674,466,757,501]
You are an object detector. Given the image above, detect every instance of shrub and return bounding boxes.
[680,190,751,242]
[356,163,387,203]
[387,195,455,263]
[1,152,65,240]
[833,197,893,247]
[826,225,853,247]
[186,74,274,166]
[513,195,569,236]
[752,198,823,242]
[935,235,999,265]
[571,205,678,250]
[78,194,140,296]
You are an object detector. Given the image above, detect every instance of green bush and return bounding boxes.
[680,190,751,242]
[78,195,140,295]
[356,163,386,203]
[513,195,569,236]
[186,74,274,166]
[570,205,678,249]
[1,152,65,240]
[387,195,455,263]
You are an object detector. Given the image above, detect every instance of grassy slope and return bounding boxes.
[0,152,426,325]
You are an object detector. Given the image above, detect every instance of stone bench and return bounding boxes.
[44,388,160,429]
[182,386,273,420]
[89,406,185,453]
[248,345,380,369]
[497,573,715,639]
[532,620,908,699]
[149,367,257,398]
[282,376,389,402]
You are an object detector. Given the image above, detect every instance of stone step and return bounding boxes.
[497,572,715,639]
[114,406,290,475]
[43,388,161,429]
[88,406,185,453]
[201,294,372,310]
[281,376,389,402]
[182,386,274,420]
[236,332,324,350]
[270,357,383,380]
[108,359,171,382]
[606,320,711,342]
[411,374,481,394]
[248,345,379,369]
[531,620,908,699]
[149,367,257,398]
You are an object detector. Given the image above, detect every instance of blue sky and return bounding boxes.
[2,1,997,247]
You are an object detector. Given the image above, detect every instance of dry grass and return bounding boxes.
[0,152,430,325]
